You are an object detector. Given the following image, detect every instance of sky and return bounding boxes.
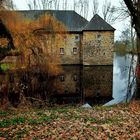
[12,0,130,40]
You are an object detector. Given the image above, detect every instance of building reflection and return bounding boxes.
[0,66,113,106]
[51,65,113,105]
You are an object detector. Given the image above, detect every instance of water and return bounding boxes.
[50,65,113,105]
[0,53,137,106]
[51,53,137,105]
[105,53,137,105]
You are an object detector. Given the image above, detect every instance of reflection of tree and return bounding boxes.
[0,6,67,107]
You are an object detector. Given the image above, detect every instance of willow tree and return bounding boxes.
[0,8,67,107]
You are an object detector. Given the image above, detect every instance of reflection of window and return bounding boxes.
[9,74,14,83]
[96,34,102,41]
[73,74,78,81]
[75,35,79,41]
[59,75,65,82]
[73,48,77,54]
[64,89,68,94]
[60,48,64,55]
[64,36,67,41]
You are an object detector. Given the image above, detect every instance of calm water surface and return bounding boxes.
[0,53,137,106]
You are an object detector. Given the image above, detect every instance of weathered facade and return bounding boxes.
[83,15,115,65]
[18,10,115,65]
[0,10,115,105]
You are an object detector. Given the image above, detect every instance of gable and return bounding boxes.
[83,14,115,31]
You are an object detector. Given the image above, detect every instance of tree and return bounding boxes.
[92,0,99,16]
[72,0,89,19]
[123,0,140,98]
[27,0,60,10]
[0,0,16,9]
[4,0,16,9]
[0,2,66,106]
[123,0,140,38]
[0,0,18,63]
[91,0,128,24]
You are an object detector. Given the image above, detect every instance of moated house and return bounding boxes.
[18,10,115,65]
[0,10,115,105]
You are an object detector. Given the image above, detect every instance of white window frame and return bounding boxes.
[96,34,102,41]
[75,35,80,41]
[73,47,78,54]
[60,48,64,55]
[59,75,65,82]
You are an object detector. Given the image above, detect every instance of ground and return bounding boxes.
[0,100,140,140]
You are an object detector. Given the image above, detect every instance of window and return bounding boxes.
[59,75,65,82]
[75,35,79,41]
[60,48,64,55]
[73,74,78,81]
[64,89,68,94]
[73,48,78,54]
[96,34,102,41]
[64,36,67,41]
[9,74,14,83]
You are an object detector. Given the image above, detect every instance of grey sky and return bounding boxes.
[13,0,130,40]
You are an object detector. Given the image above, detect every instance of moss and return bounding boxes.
[0,63,15,71]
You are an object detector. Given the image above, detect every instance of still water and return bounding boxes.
[106,53,137,105]
[51,53,137,105]
[0,53,137,106]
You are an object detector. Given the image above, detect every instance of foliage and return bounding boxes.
[0,100,140,139]
[0,63,15,71]
[0,10,68,107]
[0,11,66,75]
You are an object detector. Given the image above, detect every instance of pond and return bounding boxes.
[50,53,137,105]
[105,53,137,105]
[0,53,137,106]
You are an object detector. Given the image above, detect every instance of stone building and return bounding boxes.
[18,10,115,65]
[0,10,115,105]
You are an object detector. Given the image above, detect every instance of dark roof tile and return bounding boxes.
[83,14,115,31]
[18,10,88,32]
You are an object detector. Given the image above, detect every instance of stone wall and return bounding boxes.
[83,31,114,65]
[47,33,82,65]
[60,33,82,64]
[53,66,81,95]
[11,31,114,66]
[83,66,113,98]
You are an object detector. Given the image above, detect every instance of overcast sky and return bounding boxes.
[13,0,130,40]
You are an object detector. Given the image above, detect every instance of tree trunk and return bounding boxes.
[137,35,140,98]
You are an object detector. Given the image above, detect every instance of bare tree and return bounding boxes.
[1,0,16,10]
[73,0,89,19]
[73,0,77,11]
[27,0,60,10]
[92,0,99,16]
[123,0,140,98]
[62,0,67,10]
[117,0,130,19]
[123,0,140,40]
[54,0,59,10]
[102,0,119,24]
[28,0,38,10]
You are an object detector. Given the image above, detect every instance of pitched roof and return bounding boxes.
[83,14,115,31]
[18,10,88,32]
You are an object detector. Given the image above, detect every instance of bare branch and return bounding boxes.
[92,0,99,16]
